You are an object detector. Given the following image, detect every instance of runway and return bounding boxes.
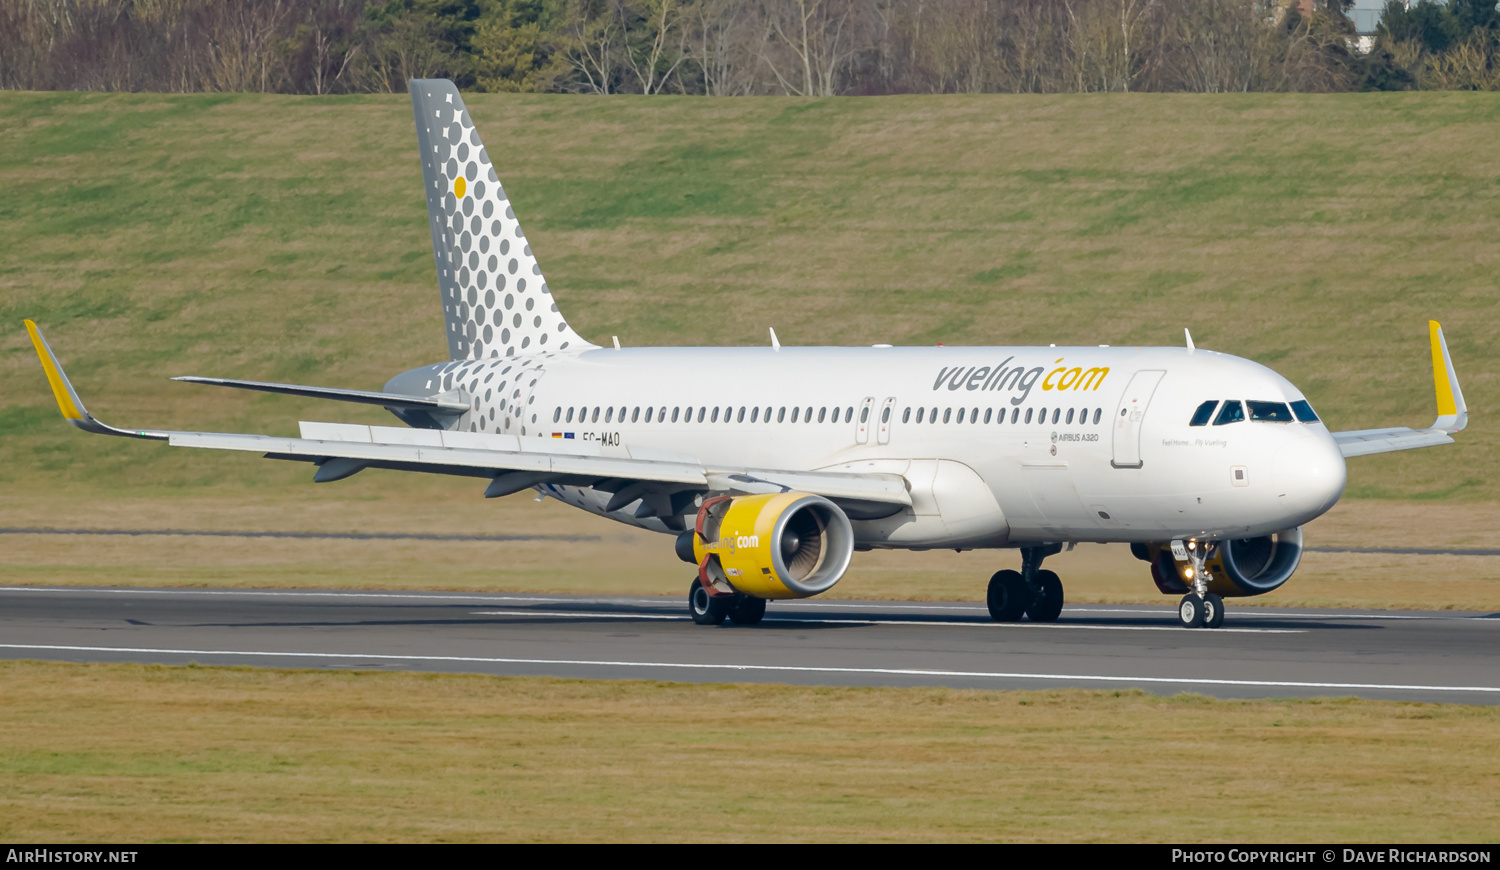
[2,585,1497,703]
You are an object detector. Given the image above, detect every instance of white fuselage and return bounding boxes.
[388,344,1348,549]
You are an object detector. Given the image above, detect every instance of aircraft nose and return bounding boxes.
[1272,434,1346,521]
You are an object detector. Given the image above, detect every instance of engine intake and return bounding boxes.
[1149,528,1304,598]
[690,492,855,599]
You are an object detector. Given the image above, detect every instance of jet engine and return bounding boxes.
[681,492,855,600]
[1143,528,1305,598]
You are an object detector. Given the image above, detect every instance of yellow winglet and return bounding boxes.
[1428,320,1467,433]
[24,319,86,422]
[22,320,169,440]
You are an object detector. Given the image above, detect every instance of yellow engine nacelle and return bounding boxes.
[1144,528,1305,598]
[691,492,855,600]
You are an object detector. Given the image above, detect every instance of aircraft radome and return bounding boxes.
[25,79,1470,630]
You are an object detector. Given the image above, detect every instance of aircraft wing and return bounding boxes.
[1330,321,1468,459]
[1332,427,1454,458]
[24,320,911,517]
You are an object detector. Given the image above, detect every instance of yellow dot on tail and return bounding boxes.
[454,177,466,198]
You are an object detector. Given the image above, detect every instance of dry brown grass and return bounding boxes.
[1,661,1497,843]
[3,492,1497,610]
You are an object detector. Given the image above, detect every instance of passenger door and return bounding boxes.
[1111,370,1165,469]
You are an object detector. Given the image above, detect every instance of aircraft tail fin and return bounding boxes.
[409,79,594,361]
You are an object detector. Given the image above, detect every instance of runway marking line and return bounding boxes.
[2,643,1496,695]
[466,610,1302,634]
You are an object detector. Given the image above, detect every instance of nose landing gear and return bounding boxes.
[1174,540,1227,629]
[987,544,1065,623]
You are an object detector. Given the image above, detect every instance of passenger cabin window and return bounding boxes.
[1025,408,1034,424]
[778,407,787,422]
[1214,401,1246,426]
[845,407,854,423]
[697,407,706,423]
[1092,408,1101,425]
[738,407,746,423]
[943,408,952,424]
[632,407,640,423]
[605,407,614,423]
[1291,400,1319,423]
[984,408,993,424]
[1248,401,1295,423]
[881,406,891,423]
[903,407,912,423]
[554,408,562,423]
[818,407,827,423]
[672,407,680,423]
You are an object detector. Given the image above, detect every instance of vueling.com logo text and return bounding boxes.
[932,356,1109,406]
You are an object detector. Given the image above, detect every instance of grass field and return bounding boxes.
[2,661,1497,843]
[4,491,1499,609]
[2,90,1497,605]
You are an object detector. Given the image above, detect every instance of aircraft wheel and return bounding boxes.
[689,580,730,626]
[728,595,767,626]
[1203,593,1225,629]
[987,569,1028,622]
[1177,594,1205,629]
[1026,569,1064,623]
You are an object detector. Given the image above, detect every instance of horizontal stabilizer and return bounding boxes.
[173,376,469,412]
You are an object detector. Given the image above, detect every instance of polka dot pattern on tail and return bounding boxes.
[411,79,595,362]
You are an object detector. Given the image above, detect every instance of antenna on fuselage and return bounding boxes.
[769,328,781,351]
[1184,328,1196,352]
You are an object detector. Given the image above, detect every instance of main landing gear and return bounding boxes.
[688,579,766,626]
[987,544,1065,623]
[1175,540,1226,629]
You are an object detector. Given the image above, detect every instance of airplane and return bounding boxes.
[24,79,1470,630]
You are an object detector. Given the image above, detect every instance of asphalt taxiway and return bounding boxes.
[1,585,1496,703]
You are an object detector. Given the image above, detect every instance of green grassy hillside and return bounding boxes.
[3,90,1496,503]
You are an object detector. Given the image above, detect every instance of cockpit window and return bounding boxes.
[1213,400,1245,425]
[1290,400,1319,423]
[1189,401,1218,427]
[1247,401,1294,422]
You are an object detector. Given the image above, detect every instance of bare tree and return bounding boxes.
[756,0,873,96]
[686,0,765,95]
[620,0,690,94]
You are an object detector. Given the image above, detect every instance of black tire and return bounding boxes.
[728,595,767,626]
[1177,594,1205,629]
[1203,593,1225,629]
[1027,569,1064,623]
[689,580,730,626]
[987,569,1028,622]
